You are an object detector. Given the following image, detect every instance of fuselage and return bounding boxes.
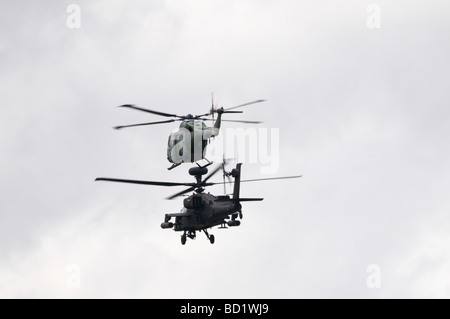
[168,193,241,231]
[167,120,219,164]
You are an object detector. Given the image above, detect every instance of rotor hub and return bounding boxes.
[188,166,208,176]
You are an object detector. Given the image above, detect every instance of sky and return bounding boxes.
[1,0,450,298]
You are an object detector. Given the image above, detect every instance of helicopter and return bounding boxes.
[95,162,302,245]
[113,97,265,170]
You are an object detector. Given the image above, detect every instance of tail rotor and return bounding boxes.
[221,156,234,194]
[211,92,215,122]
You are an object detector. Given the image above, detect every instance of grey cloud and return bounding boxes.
[1,0,449,298]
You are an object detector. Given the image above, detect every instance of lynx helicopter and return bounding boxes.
[95,163,302,245]
[113,97,265,170]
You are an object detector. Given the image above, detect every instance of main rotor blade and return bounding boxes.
[118,104,183,118]
[194,99,265,118]
[236,198,264,201]
[202,165,223,184]
[204,119,263,124]
[240,175,303,183]
[210,175,303,186]
[224,99,266,111]
[166,186,196,200]
[95,177,193,187]
[114,119,178,130]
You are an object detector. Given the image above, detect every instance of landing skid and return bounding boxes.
[168,162,182,170]
[168,159,213,171]
[196,158,213,169]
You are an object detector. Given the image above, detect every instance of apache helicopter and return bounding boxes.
[95,163,302,245]
[113,97,265,170]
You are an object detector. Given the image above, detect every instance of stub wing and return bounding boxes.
[166,211,192,218]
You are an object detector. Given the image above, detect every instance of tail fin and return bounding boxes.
[232,163,242,200]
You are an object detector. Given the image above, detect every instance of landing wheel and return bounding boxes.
[202,229,215,244]
[181,233,187,245]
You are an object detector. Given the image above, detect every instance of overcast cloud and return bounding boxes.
[0,0,450,298]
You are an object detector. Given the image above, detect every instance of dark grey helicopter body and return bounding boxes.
[163,194,242,244]
[167,193,242,231]
[161,165,248,244]
[96,163,301,245]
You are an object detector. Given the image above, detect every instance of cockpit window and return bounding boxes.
[181,121,193,132]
